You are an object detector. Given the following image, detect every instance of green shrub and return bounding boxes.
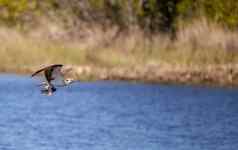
[177,0,238,28]
[0,0,35,25]
[0,0,238,31]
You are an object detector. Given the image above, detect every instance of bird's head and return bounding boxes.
[64,78,74,85]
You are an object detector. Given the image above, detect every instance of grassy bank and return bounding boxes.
[0,19,237,86]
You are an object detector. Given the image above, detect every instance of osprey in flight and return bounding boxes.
[31,64,73,95]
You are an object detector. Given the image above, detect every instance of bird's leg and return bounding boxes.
[41,82,56,95]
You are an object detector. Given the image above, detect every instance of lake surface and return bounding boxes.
[0,74,237,150]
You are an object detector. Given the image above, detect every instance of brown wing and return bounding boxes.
[31,64,63,77]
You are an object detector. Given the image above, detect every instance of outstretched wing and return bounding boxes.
[31,64,63,77]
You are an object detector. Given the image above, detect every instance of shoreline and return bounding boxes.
[0,64,237,87]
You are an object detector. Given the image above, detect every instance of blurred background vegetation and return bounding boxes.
[1,0,238,31]
[0,0,237,73]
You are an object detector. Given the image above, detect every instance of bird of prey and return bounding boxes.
[31,64,73,95]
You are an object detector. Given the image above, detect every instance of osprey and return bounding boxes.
[31,64,73,95]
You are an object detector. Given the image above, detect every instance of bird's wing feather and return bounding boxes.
[31,67,47,77]
[31,64,63,77]
[51,66,63,78]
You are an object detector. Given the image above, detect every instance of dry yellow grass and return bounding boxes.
[0,18,237,75]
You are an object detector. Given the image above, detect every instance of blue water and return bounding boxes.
[0,74,237,150]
